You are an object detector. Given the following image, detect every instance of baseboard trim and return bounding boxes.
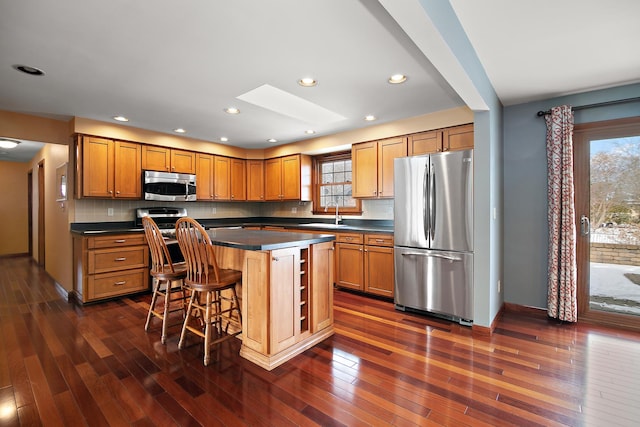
[472,303,505,336]
[54,281,71,302]
[504,302,548,319]
[0,252,29,259]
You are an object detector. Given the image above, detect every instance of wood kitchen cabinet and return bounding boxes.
[230,157,246,201]
[78,135,141,199]
[352,136,407,198]
[265,154,312,201]
[409,124,474,156]
[363,234,394,297]
[444,123,474,152]
[246,159,265,201]
[142,145,196,173]
[335,232,394,298]
[72,232,149,303]
[196,155,246,201]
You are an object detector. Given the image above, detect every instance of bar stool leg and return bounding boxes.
[178,290,197,350]
[204,290,213,366]
[145,278,161,332]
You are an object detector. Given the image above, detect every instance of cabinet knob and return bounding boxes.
[231,195,234,199]
[116,191,120,195]
[109,190,113,194]
[272,257,279,261]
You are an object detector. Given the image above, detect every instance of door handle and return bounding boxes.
[580,215,590,236]
[401,252,461,262]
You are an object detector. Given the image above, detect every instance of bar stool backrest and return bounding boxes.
[175,217,221,284]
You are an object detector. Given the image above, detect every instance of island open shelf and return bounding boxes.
[206,229,335,371]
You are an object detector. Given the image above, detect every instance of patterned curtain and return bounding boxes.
[545,105,577,322]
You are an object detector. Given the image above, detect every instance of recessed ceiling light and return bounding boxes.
[0,138,20,149]
[12,64,45,76]
[364,115,377,121]
[267,138,278,143]
[388,74,407,84]
[174,128,186,134]
[298,77,317,87]
[220,137,228,142]
[224,107,240,114]
[113,116,129,122]
[305,130,315,135]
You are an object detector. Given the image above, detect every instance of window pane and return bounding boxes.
[344,184,352,197]
[345,171,352,182]
[334,172,345,183]
[322,163,333,174]
[322,173,334,184]
[334,161,345,173]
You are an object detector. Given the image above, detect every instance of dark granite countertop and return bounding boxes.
[205,229,335,251]
[70,217,393,236]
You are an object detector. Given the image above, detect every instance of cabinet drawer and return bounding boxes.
[365,234,394,247]
[88,268,149,300]
[88,233,146,249]
[88,246,149,274]
[336,232,364,244]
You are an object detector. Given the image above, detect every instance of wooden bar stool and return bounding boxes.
[142,216,188,344]
[174,217,242,366]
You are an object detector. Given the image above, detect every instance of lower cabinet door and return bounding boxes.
[335,243,364,291]
[88,268,149,301]
[364,245,394,297]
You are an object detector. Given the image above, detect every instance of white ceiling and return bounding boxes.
[1,0,639,162]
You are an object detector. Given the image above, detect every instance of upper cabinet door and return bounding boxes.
[352,141,378,198]
[114,141,141,198]
[170,149,196,174]
[142,145,171,172]
[196,153,214,200]
[213,155,230,200]
[82,136,115,198]
[265,157,283,200]
[230,158,246,201]
[246,160,265,201]
[409,130,443,156]
[281,154,301,200]
[443,124,474,152]
[377,136,407,198]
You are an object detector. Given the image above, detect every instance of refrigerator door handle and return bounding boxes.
[423,163,429,241]
[430,161,436,240]
[401,252,462,262]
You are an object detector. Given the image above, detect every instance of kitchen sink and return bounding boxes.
[299,223,349,229]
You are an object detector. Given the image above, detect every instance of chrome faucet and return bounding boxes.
[325,201,341,225]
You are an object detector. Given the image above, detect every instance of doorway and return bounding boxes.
[574,116,640,329]
[38,160,45,267]
[28,169,33,257]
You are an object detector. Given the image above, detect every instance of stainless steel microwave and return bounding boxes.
[143,170,196,201]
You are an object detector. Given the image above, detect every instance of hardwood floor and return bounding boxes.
[2,256,640,426]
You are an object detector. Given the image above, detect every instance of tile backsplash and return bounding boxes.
[73,198,394,223]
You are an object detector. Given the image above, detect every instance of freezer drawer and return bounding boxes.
[394,247,473,322]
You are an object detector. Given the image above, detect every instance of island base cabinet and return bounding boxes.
[223,242,334,371]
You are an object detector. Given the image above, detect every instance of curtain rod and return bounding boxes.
[536,96,640,117]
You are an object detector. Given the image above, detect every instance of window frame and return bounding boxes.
[312,151,362,215]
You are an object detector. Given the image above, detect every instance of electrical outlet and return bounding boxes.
[291,207,297,213]
[211,207,217,214]
[107,208,114,217]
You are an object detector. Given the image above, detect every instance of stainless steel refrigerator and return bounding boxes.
[393,150,473,324]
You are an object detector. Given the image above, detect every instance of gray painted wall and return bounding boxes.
[503,83,640,308]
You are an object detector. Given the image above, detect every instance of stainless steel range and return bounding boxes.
[136,207,187,263]
[135,207,187,238]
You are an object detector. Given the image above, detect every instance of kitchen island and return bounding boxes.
[205,229,335,370]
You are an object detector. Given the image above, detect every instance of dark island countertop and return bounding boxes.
[70,217,393,236]
[205,228,335,251]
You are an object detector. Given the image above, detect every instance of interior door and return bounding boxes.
[574,117,640,329]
